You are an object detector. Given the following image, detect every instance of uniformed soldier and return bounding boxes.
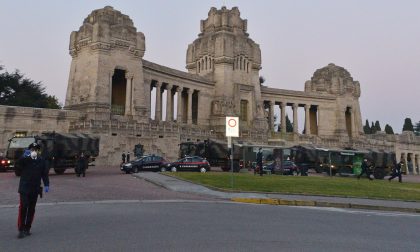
[121,151,126,164]
[256,147,263,176]
[16,142,49,239]
[389,160,403,183]
[357,159,373,180]
[76,152,88,177]
[127,152,131,163]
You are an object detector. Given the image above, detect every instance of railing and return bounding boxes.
[111,105,125,115]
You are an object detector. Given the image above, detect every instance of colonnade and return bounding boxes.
[152,80,200,124]
[265,100,318,135]
[399,152,420,175]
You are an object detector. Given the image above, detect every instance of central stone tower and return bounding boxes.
[186,7,266,132]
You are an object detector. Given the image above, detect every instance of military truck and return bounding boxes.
[6,132,100,176]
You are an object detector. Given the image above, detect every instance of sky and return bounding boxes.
[0,0,419,132]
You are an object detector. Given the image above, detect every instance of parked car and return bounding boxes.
[120,155,168,173]
[164,156,210,173]
[0,157,10,172]
[265,160,298,175]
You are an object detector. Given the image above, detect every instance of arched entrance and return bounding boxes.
[111,69,126,115]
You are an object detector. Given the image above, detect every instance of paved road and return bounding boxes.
[1,201,419,252]
[0,166,216,206]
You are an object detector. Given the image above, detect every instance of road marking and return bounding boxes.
[295,206,420,217]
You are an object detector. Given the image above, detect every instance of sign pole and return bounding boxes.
[226,117,239,190]
[228,136,233,189]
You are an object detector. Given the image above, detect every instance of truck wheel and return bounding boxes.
[373,168,385,179]
[54,168,65,175]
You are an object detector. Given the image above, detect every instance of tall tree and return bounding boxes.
[370,122,377,134]
[402,118,414,132]
[286,114,293,132]
[374,120,381,132]
[0,66,61,109]
[414,121,420,136]
[384,124,394,134]
[363,119,371,134]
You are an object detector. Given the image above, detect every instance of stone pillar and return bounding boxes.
[187,89,193,124]
[166,84,173,122]
[176,86,183,123]
[349,107,354,137]
[293,104,298,134]
[125,73,133,116]
[304,104,310,135]
[269,101,275,132]
[280,102,286,133]
[155,81,162,121]
[195,91,200,125]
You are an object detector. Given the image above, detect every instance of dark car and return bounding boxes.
[266,160,298,175]
[0,157,10,172]
[164,156,210,173]
[120,155,168,173]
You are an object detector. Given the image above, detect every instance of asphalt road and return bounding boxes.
[1,201,419,252]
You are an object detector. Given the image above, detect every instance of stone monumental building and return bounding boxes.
[0,6,419,172]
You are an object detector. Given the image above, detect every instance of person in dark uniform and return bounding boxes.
[389,160,403,183]
[121,151,126,164]
[127,152,131,163]
[357,159,373,180]
[16,142,49,239]
[256,148,263,176]
[76,152,88,177]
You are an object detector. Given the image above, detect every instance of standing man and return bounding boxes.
[256,147,263,176]
[76,152,88,177]
[127,152,131,163]
[357,159,373,180]
[389,160,403,183]
[16,142,49,239]
[121,151,126,164]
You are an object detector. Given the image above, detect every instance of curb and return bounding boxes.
[231,198,420,214]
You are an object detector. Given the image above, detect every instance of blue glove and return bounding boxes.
[44,186,49,193]
[23,149,31,157]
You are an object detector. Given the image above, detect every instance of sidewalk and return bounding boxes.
[134,172,420,213]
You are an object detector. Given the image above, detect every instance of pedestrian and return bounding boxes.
[127,152,131,163]
[357,159,373,180]
[121,151,126,164]
[389,160,403,183]
[16,142,49,239]
[256,147,263,176]
[76,152,88,177]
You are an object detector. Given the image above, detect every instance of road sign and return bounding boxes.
[226,117,239,137]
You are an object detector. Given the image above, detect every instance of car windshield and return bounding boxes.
[8,137,36,149]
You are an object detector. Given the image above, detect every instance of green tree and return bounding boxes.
[363,119,371,134]
[286,114,293,132]
[370,121,377,134]
[414,121,420,136]
[402,118,414,132]
[0,66,61,109]
[384,124,394,134]
[374,120,381,132]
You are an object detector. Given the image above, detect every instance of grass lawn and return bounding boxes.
[168,172,420,201]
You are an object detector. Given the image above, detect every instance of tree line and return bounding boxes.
[364,118,419,135]
[0,65,61,109]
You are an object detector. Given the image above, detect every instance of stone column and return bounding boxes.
[304,104,310,135]
[176,86,183,123]
[269,101,275,132]
[349,107,354,137]
[195,91,200,125]
[166,84,173,122]
[293,104,298,134]
[280,102,286,133]
[187,89,193,124]
[155,81,162,121]
[125,73,133,116]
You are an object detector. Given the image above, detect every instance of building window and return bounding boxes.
[240,100,248,122]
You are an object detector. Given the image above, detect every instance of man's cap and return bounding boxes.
[28,142,41,150]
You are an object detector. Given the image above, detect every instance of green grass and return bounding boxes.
[168,172,420,201]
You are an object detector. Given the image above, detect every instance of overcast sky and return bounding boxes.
[0,0,419,132]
